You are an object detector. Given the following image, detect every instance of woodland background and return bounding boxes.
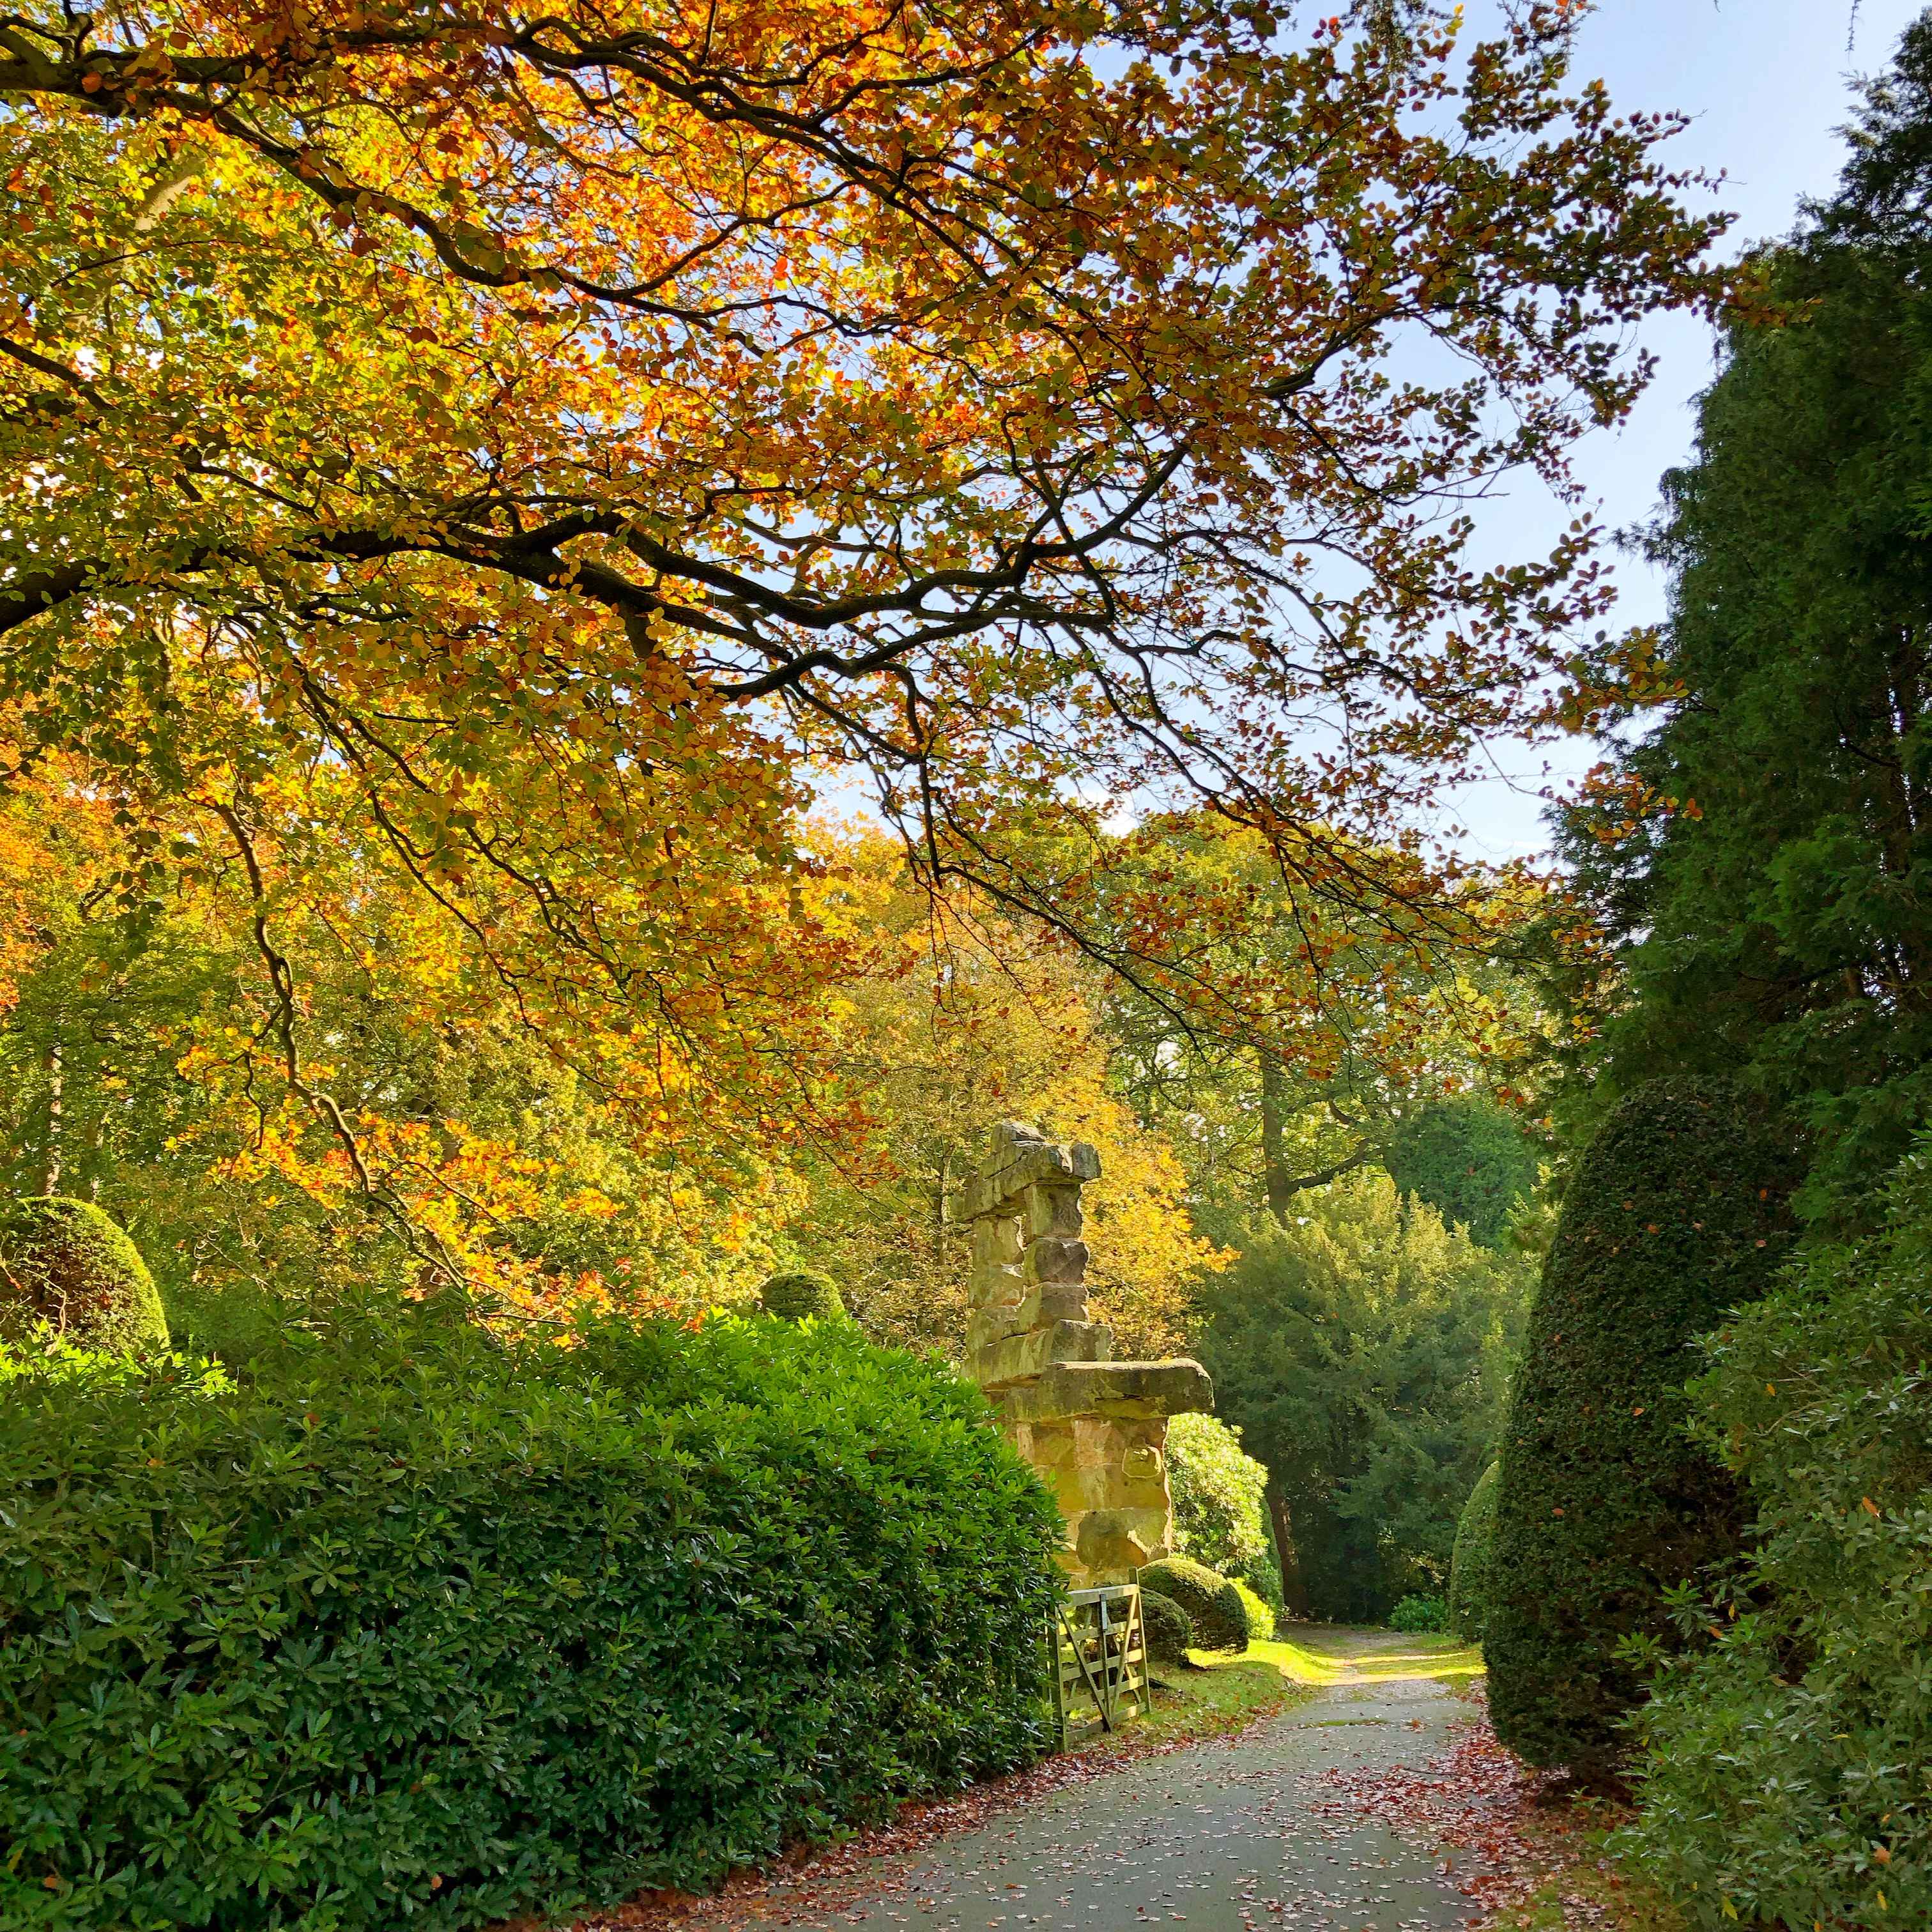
[3,1,1930,1928]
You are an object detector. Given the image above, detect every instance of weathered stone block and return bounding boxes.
[970,1319,1111,1391]
[1023,1235,1088,1285]
[971,1255,1027,1304]
[955,1121,1211,1586]
[1002,1359,1215,1427]
[945,1130,1100,1223]
[968,1284,1041,1348]
[1072,1506,1170,1577]
[1023,1185,1084,1241]
[1037,1284,1090,1325]
[971,1215,1024,1274]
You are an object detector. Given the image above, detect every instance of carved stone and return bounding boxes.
[947,1121,1213,1586]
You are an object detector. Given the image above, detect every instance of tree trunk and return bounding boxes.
[1260,1051,1292,1227]
[1267,1482,1313,1621]
[39,1041,62,1196]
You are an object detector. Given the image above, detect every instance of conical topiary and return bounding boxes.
[0,1197,169,1355]
[758,1269,845,1322]
[1485,1079,1797,1780]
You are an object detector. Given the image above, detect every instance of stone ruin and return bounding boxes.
[946,1122,1213,1586]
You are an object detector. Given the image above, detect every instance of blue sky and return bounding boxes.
[1443,0,1929,862]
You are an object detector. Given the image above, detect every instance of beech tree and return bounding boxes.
[0,0,1724,1186]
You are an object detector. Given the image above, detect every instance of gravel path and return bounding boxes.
[719,1633,1495,1932]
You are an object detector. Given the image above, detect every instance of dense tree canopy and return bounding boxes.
[1557,18,1932,1222]
[0,0,1724,1213]
[1098,822,1554,1230]
[1383,1096,1541,1248]
[0,758,1219,1330]
[1191,1168,1531,1622]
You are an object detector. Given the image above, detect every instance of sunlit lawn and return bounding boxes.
[1234,1626,1487,1687]
[1068,1624,1483,1757]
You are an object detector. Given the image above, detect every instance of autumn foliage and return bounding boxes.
[0,1,1723,1232]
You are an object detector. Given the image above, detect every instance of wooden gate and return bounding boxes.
[1049,1583,1147,1745]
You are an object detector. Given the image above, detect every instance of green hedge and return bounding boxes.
[1387,1593,1448,1634]
[1231,1579,1275,1643]
[1447,1461,1499,1643]
[0,1305,1062,1931]
[757,1269,845,1322]
[1623,1140,1932,1929]
[1485,1078,1796,1779]
[1138,1588,1193,1666]
[1138,1556,1246,1653]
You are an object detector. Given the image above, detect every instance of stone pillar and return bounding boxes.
[947,1122,1213,1586]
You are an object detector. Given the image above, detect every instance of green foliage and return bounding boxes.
[1165,1412,1271,1576]
[1387,1594,1448,1635]
[1622,1136,1932,1929]
[1447,1462,1500,1644]
[1553,17,1932,1229]
[1193,1170,1532,1623]
[0,1302,1061,1931]
[1486,1078,1797,1778]
[1239,1547,1284,1616]
[1383,1099,1542,1250]
[758,1269,847,1322]
[1138,1557,1247,1654]
[1137,1588,1194,1666]
[0,1196,168,1356]
[1231,1579,1276,1643]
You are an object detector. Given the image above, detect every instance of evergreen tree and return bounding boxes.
[1558,18,1932,1224]
[1192,1171,1531,1623]
[1448,1462,1501,1644]
[1384,1099,1542,1249]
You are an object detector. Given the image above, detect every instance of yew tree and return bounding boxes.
[0,0,1724,1174]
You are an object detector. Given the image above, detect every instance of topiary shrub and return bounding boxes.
[758,1268,845,1322]
[1485,1078,1797,1781]
[1138,1588,1194,1666]
[1232,1579,1275,1643]
[1447,1461,1500,1643]
[0,1301,1059,1931]
[1387,1593,1448,1634]
[1138,1555,1247,1653]
[1621,1137,1932,1930]
[0,1196,168,1356]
